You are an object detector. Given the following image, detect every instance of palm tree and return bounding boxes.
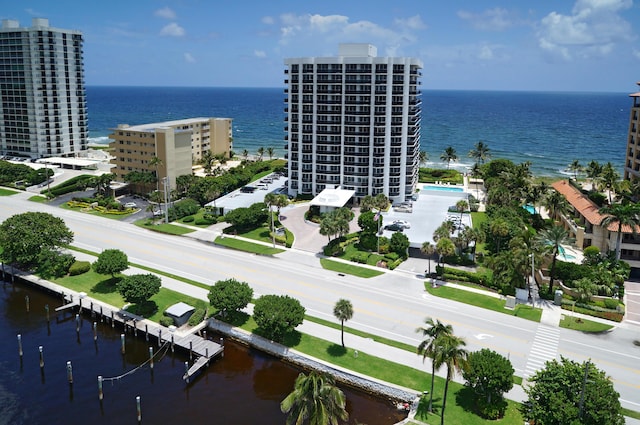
[266,146,275,160]
[421,241,435,276]
[567,159,583,181]
[419,150,429,166]
[585,160,602,188]
[281,371,348,425]
[257,147,265,161]
[435,238,456,265]
[416,317,453,413]
[455,200,468,235]
[242,149,249,161]
[598,162,621,205]
[438,334,468,425]
[333,299,354,348]
[536,225,575,295]
[543,190,570,221]
[468,141,491,166]
[149,156,164,194]
[599,203,640,260]
[440,146,458,169]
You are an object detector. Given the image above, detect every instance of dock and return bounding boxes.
[16,274,224,383]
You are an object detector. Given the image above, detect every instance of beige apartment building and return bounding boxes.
[623,81,640,181]
[109,117,232,189]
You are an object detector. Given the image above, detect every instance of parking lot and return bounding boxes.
[207,172,288,213]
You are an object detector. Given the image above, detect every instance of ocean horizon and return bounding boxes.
[86,86,632,177]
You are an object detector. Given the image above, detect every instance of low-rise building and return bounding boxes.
[551,180,640,270]
[108,117,232,189]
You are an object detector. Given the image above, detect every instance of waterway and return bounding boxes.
[0,278,406,424]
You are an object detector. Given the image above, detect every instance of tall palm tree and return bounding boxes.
[241,149,249,161]
[435,238,456,265]
[567,159,583,181]
[333,299,354,348]
[543,190,570,221]
[149,156,164,194]
[440,146,458,169]
[598,162,621,204]
[585,160,602,188]
[455,200,468,235]
[468,141,491,166]
[438,334,468,425]
[257,147,265,161]
[266,146,275,160]
[419,150,429,166]
[421,241,435,276]
[599,203,640,260]
[281,371,348,425]
[536,225,575,295]
[416,317,453,413]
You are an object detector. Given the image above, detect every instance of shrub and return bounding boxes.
[351,252,370,264]
[159,316,174,327]
[358,233,378,251]
[182,215,195,223]
[188,308,206,326]
[384,252,400,261]
[68,260,91,276]
[603,298,619,309]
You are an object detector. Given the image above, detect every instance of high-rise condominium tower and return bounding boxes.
[624,81,640,181]
[0,18,87,159]
[284,44,422,202]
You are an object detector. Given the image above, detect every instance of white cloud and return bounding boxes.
[262,16,275,25]
[457,8,515,31]
[394,15,427,30]
[155,7,176,20]
[277,13,420,53]
[537,0,634,60]
[478,45,494,60]
[160,23,185,37]
[254,50,266,58]
[184,52,195,63]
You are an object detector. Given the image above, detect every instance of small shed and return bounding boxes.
[165,302,195,326]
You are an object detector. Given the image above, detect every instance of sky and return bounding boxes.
[3,0,640,92]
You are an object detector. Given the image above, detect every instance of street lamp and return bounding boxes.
[162,177,169,224]
[270,203,275,248]
[373,208,381,253]
[529,253,535,303]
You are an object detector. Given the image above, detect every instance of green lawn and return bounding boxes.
[177,209,218,228]
[320,258,384,278]
[134,219,195,235]
[61,202,137,220]
[0,187,19,196]
[559,315,614,332]
[425,283,542,322]
[28,195,48,203]
[214,235,284,255]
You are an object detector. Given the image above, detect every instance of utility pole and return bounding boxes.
[162,177,169,224]
[578,360,591,420]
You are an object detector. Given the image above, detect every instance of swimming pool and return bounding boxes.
[523,204,535,214]
[422,184,464,192]
[558,245,576,260]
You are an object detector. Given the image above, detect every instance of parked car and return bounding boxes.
[393,220,411,229]
[383,223,405,232]
[124,202,137,209]
[393,205,413,213]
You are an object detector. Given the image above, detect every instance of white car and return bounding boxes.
[393,220,411,229]
[124,202,137,209]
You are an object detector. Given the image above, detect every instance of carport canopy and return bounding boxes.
[309,188,355,213]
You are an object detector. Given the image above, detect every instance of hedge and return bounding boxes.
[560,300,624,322]
[188,308,206,326]
[68,261,91,276]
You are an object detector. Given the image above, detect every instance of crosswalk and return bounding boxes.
[523,325,561,381]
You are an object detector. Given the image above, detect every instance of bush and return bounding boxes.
[358,233,378,251]
[182,215,195,223]
[384,252,400,261]
[159,315,174,327]
[351,252,370,264]
[188,308,206,326]
[603,298,619,309]
[168,198,200,221]
[68,260,91,276]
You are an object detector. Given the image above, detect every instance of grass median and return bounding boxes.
[214,235,284,255]
[425,283,542,322]
[559,315,614,332]
[320,258,385,278]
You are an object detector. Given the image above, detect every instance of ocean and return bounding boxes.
[86,86,631,177]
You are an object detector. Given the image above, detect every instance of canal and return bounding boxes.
[0,278,406,424]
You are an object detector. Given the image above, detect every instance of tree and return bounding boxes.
[435,237,456,265]
[524,357,624,425]
[280,371,348,425]
[585,160,602,185]
[599,202,640,260]
[421,241,435,276]
[0,212,73,268]
[253,294,305,342]
[416,317,453,413]
[117,273,161,305]
[390,232,410,257]
[257,147,265,161]
[567,159,583,181]
[455,200,468,235]
[419,150,429,166]
[266,146,275,160]
[93,249,128,278]
[208,278,253,319]
[440,146,458,169]
[536,225,575,295]
[598,162,621,204]
[468,141,491,166]
[462,349,514,419]
[333,299,353,348]
[224,202,268,230]
[241,149,250,161]
[91,173,115,197]
[438,334,468,425]
[544,190,570,220]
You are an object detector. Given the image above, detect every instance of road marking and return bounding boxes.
[524,324,560,380]
[474,333,494,340]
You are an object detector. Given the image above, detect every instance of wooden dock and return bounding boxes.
[54,294,223,383]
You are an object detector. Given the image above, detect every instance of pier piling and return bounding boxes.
[93,322,97,341]
[67,361,73,384]
[149,347,154,369]
[39,345,44,368]
[45,304,49,322]
[98,376,103,400]
[17,334,23,358]
[136,395,141,423]
[120,334,125,355]
[25,295,29,312]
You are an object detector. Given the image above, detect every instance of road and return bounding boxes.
[1,195,639,410]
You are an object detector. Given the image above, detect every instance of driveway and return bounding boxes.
[279,203,360,253]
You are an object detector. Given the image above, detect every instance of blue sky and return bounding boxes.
[4,0,640,92]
